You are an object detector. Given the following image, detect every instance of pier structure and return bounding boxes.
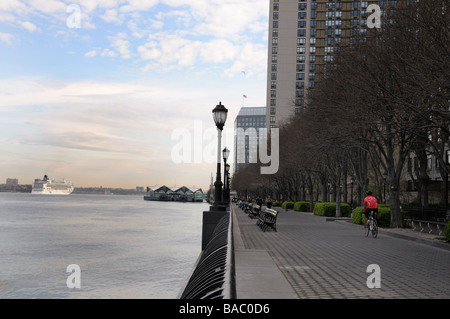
[144,185,206,202]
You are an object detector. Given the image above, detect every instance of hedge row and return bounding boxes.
[281,201,294,209]
[313,202,351,217]
[294,201,311,212]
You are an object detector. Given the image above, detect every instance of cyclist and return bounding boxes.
[363,191,378,228]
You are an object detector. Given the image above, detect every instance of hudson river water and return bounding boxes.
[0,193,208,298]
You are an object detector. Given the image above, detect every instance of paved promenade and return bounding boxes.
[232,204,450,299]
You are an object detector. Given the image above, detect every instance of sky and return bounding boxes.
[0,0,269,190]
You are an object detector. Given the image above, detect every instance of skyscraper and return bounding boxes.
[234,107,267,174]
[266,0,395,128]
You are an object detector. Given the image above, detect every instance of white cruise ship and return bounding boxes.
[32,175,74,195]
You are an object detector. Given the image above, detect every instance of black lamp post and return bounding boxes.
[212,102,228,209]
[222,147,230,204]
[382,173,387,204]
[350,176,354,211]
[224,163,230,204]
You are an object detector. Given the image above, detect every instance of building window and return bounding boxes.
[270,107,276,115]
[427,155,432,170]
[296,81,304,88]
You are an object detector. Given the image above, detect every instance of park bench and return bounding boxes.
[256,208,279,232]
[248,204,261,219]
[243,203,253,215]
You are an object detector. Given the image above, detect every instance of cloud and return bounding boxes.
[101,48,117,57]
[0,32,14,44]
[20,21,37,32]
[84,50,97,57]
[119,0,159,13]
[108,33,132,59]
[100,8,123,23]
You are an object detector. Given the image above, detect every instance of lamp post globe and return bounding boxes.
[212,102,228,131]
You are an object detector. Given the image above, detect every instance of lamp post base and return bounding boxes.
[202,206,228,250]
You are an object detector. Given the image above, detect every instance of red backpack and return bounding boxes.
[365,196,378,209]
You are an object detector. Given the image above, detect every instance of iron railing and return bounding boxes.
[179,213,236,299]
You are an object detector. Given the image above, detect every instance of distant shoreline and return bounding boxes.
[0,185,146,195]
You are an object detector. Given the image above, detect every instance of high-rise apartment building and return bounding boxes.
[266,0,397,128]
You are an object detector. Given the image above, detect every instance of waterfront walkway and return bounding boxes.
[232,203,450,299]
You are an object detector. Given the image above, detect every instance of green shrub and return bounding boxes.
[294,201,310,212]
[352,207,364,225]
[272,201,282,207]
[376,207,391,227]
[281,201,294,209]
[314,202,351,217]
[445,221,450,241]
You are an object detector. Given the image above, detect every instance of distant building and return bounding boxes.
[6,178,18,186]
[234,107,266,174]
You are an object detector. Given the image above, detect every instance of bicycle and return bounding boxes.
[365,211,378,238]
